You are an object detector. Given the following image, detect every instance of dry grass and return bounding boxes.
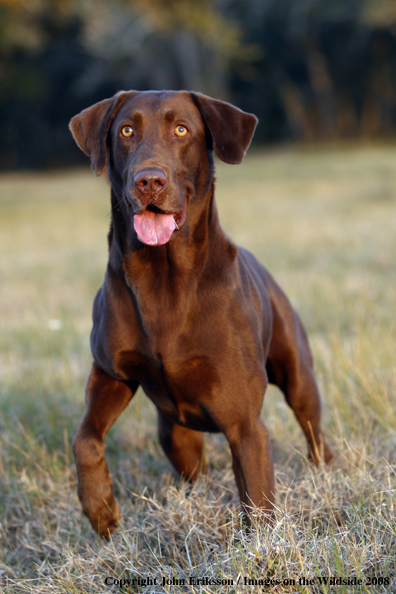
[1,144,396,593]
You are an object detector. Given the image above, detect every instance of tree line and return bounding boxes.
[1,0,396,169]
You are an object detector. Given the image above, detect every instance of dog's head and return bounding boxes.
[70,91,257,246]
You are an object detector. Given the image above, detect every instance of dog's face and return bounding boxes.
[70,91,257,246]
[109,91,208,245]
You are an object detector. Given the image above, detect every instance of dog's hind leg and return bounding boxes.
[73,365,137,537]
[157,412,206,481]
[266,290,333,465]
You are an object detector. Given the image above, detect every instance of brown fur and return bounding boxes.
[69,90,332,537]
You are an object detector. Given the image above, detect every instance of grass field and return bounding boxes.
[1,144,396,593]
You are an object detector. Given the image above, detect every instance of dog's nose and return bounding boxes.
[134,168,167,196]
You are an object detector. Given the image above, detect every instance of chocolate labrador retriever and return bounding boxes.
[69,90,332,536]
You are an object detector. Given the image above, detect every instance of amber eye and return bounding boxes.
[175,125,188,137]
[121,125,133,138]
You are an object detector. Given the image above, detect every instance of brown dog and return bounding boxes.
[69,90,332,537]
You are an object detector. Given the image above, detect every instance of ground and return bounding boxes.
[0,143,395,593]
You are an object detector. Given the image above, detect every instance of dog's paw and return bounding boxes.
[81,492,120,538]
[309,437,334,467]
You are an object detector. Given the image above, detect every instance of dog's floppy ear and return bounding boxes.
[69,91,136,175]
[190,92,258,165]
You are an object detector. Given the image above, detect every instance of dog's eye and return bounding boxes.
[175,125,188,137]
[121,126,133,138]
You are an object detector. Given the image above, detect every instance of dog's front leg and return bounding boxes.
[72,365,137,537]
[226,419,275,523]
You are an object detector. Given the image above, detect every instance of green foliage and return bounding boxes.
[2,0,396,166]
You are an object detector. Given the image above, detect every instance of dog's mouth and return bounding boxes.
[133,199,187,246]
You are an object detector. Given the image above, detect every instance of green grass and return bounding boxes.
[1,144,396,592]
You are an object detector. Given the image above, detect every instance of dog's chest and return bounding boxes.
[117,349,221,431]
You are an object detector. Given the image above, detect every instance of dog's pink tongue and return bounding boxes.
[133,210,176,245]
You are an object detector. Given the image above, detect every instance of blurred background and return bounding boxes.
[2,0,396,169]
